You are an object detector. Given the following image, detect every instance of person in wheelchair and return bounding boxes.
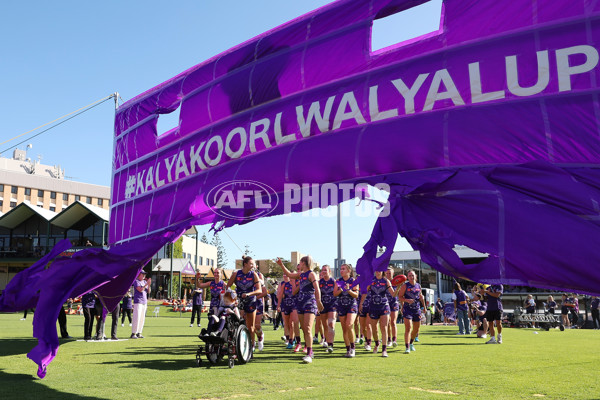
[206,289,241,337]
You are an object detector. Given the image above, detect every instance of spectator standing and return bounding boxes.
[58,305,71,339]
[434,298,444,324]
[96,305,120,341]
[560,293,571,328]
[131,271,150,339]
[121,293,133,327]
[81,291,97,340]
[270,282,281,330]
[524,295,536,314]
[546,295,557,315]
[94,295,105,340]
[567,294,579,328]
[484,284,504,344]
[591,296,599,330]
[453,283,470,335]
[190,288,204,327]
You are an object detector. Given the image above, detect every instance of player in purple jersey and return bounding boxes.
[385,267,400,348]
[483,284,503,343]
[397,270,426,354]
[334,264,359,357]
[361,270,396,357]
[319,265,337,353]
[196,268,225,315]
[226,256,263,352]
[277,275,301,349]
[253,268,269,351]
[277,256,323,364]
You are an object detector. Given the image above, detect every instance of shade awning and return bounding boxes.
[50,201,109,230]
[0,202,57,229]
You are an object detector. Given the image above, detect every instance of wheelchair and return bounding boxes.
[196,311,253,368]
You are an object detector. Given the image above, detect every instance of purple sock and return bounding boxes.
[350,342,355,349]
[382,345,387,351]
[346,345,350,351]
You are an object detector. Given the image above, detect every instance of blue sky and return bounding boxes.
[0,0,442,268]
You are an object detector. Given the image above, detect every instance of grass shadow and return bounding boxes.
[99,358,198,371]
[0,338,39,357]
[0,369,105,399]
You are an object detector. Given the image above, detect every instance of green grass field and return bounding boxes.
[1,304,599,400]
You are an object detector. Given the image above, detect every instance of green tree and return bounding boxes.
[166,237,183,258]
[264,260,283,279]
[200,233,209,244]
[210,233,228,269]
[170,278,180,299]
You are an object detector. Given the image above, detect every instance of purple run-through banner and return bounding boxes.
[2,0,600,377]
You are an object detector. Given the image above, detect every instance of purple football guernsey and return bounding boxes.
[402,281,422,317]
[368,277,391,319]
[296,270,317,314]
[235,269,257,313]
[281,281,296,314]
[336,277,358,316]
[319,278,336,313]
[209,280,225,309]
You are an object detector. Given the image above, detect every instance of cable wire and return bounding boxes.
[0,96,113,155]
[221,229,245,255]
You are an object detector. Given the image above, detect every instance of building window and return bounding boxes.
[86,197,92,204]
[38,189,44,197]
[199,256,203,265]
[211,259,214,267]
[24,188,31,196]
[0,184,4,192]
[188,254,191,259]
[11,186,18,194]
[50,191,56,199]
[0,200,3,207]
[75,195,80,201]
[63,193,68,201]
[182,252,186,259]
[98,198,103,206]
[10,201,17,208]
[50,206,56,212]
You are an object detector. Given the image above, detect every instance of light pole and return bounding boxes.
[334,203,345,278]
